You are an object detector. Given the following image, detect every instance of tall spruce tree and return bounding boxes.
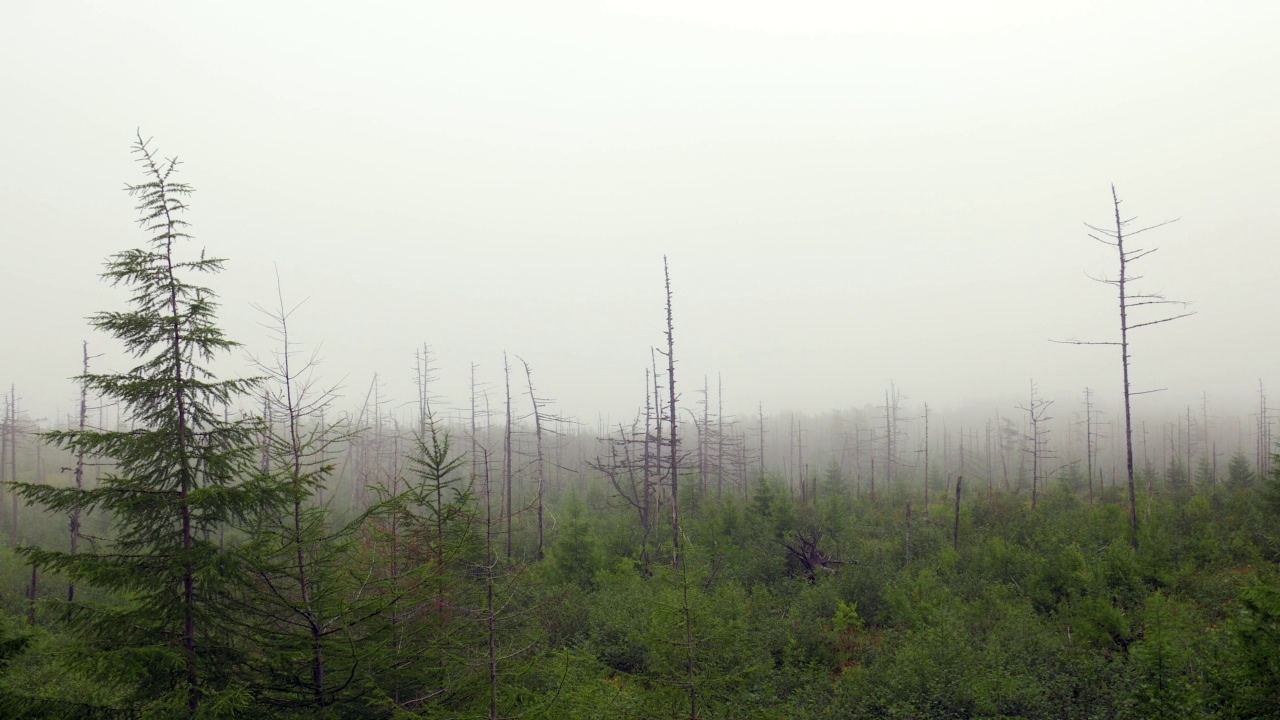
[17,134,276,714]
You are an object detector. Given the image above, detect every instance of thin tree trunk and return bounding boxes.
[503,354,514,560]
[484,448,499,720]
[26,562,36,625]
[10,386,19,545]
[923,404,930,507]
[70,342,88,602]
[520,358,546,561]
[642,372,653,569]
[1115,188,1139,548]
[1085,388,1095,506]
[716,375,724,501]
[905,499,912,565]
[953,476,963,552]
[664,257,680,569]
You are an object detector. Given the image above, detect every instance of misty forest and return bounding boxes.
[0,135,1277,720]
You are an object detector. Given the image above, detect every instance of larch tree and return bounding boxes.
[18,133,279,713]
[234,274,368,715]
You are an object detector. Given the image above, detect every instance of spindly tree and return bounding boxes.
[17,133,278,715]
[233,278,374,716]
[1054,186,1194,549]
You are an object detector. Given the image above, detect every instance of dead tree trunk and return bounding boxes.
[782,531,844,583]
[922,403,931,507]
[0,391,6,537]
[716,374,725,501]
[953,476,963,552]
[9,386,19,545]
[1259,382,1272,480]
[1019,381,1053,510]
[503,353,514,560]
[69,342,90,602]
[482,446,499,720]
[519,357,548,561]
[757,402,766,479]
[700,376,709,497]
[884,390,893,497]
[642,372,654,566]
[1054,185,1194,549]
[905,499,912,565]
[661,257,681,569]
[1084,387,1095,506]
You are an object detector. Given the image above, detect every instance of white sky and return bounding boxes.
[2,1,1277,428]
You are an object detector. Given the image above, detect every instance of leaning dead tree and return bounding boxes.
[518,356,564,562]
[1054,185,1194,548]
[781,530,844,583]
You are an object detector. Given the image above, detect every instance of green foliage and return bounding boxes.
[549,496,601,590]
[1222,579,1280,717]
[16,134,279,714]
[11,138,1279,718]
[1227,450,1256,490]
[1125,592,1205,718]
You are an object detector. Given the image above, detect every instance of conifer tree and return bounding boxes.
[17,133,276,714]
[233,277,374,716]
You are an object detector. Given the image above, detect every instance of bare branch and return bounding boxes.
[1049,338,1122,346]
[1128,312,1196,330]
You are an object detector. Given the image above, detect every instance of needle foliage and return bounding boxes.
[16,133,280,715]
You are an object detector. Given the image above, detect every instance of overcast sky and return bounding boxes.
[2,1,1277,429]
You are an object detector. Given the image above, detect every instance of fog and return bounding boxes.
[2,1,1278,430]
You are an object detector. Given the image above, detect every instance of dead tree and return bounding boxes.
[996,409,1013,492]
[922,403,931,507]
[1082,388,1097,505]
[905,499,912,565]
[756,402,767,478]
[879,384,906,498]
[1054,186,1194,548]
[883,389,894,497]
[592,368,662,568]
[651,350,664,510]
[716,374,726,501]
[1259,381,1273,481]
[781,530,844,583]
[1018,381,1054,509]
[984,419,994,493]
[68,342,94,601]
[641,372,655,561]
[1201,392,1215,485]
[481,445,499,720]
[470,363,481,495]
[953,476,963,551]
[503,353,514,560]
[518,356,560,562]
[659,257,681,569]
[7,386,22,545]
[591,418,649,565]
[699,376,709,497]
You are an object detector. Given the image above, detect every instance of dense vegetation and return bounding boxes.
[4,453,1280,718]
[1,139,1278,719]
